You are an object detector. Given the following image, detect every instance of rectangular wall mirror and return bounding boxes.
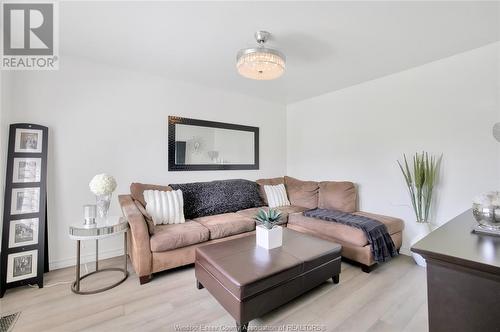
[168,116,259,171]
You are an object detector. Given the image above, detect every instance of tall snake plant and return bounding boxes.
[398,152,442,223]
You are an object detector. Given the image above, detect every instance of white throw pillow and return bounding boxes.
[143,189,185,225]
[264,184,291,208]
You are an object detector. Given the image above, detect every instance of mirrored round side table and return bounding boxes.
[68,216,129,295]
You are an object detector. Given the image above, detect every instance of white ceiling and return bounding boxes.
[60,1,500,104]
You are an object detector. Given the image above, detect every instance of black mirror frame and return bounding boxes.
[168,116,259,171]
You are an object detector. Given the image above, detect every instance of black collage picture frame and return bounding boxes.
[1,124,49,298]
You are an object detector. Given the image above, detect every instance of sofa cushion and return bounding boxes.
[288,213,368,247]
[130,183,172,206]
[264,184,291,208]
[353,211,404,234]
[150,221,209,252]
[170,179,264,219]
[285,176,319,209]
[318,181,357,213]
[194,213,255,240]
[276,205,308,215]
[144,189,185,225]
[256,177,285,205]
[288,211,404,248]
[237,206,308,225]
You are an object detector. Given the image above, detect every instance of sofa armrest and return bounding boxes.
[119,194,152,277]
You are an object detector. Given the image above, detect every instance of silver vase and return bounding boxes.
[472,203,500,230]
[96,194,112,219]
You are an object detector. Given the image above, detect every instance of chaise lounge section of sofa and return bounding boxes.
[119,177,404,284]
[281,177,403,271]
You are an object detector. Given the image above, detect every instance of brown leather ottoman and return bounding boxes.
[195,228,342,331]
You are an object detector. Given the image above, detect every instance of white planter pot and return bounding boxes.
[411,223,437,267]
[411,252,427,267]
[256,225,283,250]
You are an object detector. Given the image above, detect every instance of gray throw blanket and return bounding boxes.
[303,208,398,263]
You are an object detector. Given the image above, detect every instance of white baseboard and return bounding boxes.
[399,246,411,256]
[49,248,125,271]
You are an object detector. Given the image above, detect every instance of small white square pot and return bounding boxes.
[256,225,283,250]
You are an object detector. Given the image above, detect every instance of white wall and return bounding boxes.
[3,43,498,269]
[3,56,287,269]
[287,42,500,254]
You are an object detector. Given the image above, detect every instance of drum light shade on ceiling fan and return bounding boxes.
[236,31,286,80]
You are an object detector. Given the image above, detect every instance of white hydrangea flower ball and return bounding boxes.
[89,173,117,195]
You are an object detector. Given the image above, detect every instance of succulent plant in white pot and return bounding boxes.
[89,173,117,219]
[254,208,283,250]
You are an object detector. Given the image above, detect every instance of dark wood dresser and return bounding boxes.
[411,209,500,332]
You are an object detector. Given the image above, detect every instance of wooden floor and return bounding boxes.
[0,255,428,332]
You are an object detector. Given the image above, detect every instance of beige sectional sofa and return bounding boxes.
[119,177,404,284]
